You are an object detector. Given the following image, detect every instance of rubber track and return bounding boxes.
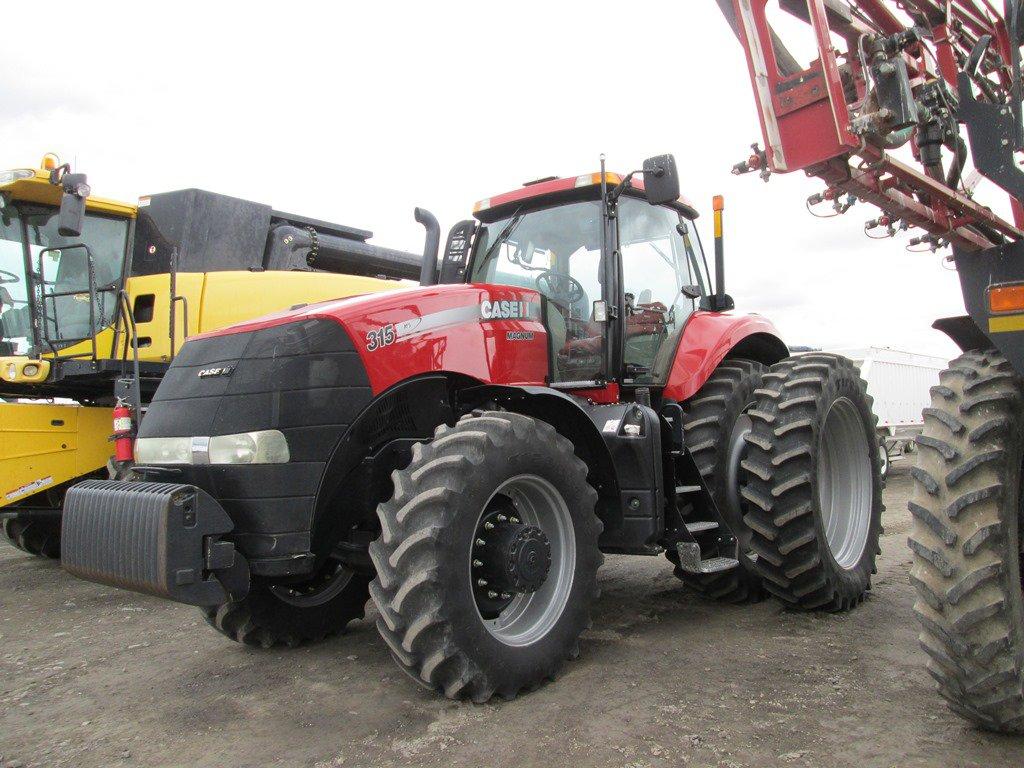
[1,517,61,559]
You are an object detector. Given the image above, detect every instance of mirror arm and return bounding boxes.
[607,170,638,204]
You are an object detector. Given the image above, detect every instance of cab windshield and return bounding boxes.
[0,204,129,356]
[469,196,710,386]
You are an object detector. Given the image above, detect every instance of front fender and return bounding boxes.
[662,312,788,401]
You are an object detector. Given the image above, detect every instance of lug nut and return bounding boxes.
[496,514,507,522]
[510,517,520,524]
[473,559,483,568]
[477,579,488,587]
[501,593,512,600]
[476,538,486,546]
[488,590,498,599]
[484,521,495,530]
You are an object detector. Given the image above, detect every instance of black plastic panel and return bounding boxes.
[137,318,373,559]
[577,401,666,552]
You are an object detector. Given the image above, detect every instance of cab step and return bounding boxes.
[675,485,701,494]
[684,520,719,535]
[674,542,739,575]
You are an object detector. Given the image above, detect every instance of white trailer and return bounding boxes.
[823,347,947,476]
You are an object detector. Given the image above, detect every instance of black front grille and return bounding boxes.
[138,317,372,548]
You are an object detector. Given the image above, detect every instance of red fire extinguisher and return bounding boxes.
[112,400,135,463]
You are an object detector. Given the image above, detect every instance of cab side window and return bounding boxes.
[618,198,702,383]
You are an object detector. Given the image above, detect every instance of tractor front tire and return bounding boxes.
[2,517,62,559]
[369,411,602,702]
[670,359,766,602]
[204,564,371,648]
[909,349,1024,733]
[741,354,883,611]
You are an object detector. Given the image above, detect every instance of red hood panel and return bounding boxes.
[194,284,550,395]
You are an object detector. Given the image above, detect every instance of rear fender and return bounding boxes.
[663,312,789,401]
[933,315,990,353]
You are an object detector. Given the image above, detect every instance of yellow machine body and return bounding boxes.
[0,161,405,511]
[0,402,113,506]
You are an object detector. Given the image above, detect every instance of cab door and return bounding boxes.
[615,197,709,386]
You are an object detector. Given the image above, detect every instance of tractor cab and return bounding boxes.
[456,155,713,392]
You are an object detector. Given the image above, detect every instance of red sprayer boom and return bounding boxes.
[719,0,1024,251]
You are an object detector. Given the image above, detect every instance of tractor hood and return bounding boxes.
[176,283,552,395]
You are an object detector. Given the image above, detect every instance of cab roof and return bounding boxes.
[472,171,699,223]
[0,166,136,218]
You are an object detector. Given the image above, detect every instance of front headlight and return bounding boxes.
[134,437,193,465]
[134,430,289,466]
[209,430,290,465]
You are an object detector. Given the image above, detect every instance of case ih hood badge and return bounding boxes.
[480,299,539,320]
[197,366,234,379]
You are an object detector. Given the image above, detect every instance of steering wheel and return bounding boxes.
[535,270,585,305]
[0,268,20,285]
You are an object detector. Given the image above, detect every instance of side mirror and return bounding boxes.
[57,173,90,238]
[642,154,680,206]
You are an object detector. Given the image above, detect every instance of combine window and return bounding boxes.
[21,206,130,351]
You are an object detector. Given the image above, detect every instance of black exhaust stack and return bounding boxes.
[416,208,440,286]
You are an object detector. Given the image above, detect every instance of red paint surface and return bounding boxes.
[190,286,785,403]
[338,285,549,394]
[477,174,698,219]
[663,312,786,402]
[192,284,550,395]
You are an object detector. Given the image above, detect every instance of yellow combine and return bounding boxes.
[1,156,422,557]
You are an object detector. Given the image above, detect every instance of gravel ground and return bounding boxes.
[2,463,1023,768]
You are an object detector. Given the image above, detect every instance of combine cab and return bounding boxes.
[61,156,884,702]
[1,156,424,558]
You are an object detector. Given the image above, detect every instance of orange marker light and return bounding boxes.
[989,283,1024,313]
[41,153,59,171]
[712,195,725,212]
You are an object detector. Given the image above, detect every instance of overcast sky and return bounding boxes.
[2,1,973,358]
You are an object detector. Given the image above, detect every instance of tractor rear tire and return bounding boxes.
[203,563,371,648]
[740,353,883,611]
[909,349,1024,733]
[2,517,62,559]
[669,359,766,603]
[368,411,602,702]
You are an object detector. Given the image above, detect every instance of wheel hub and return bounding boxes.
[473,500,552,618]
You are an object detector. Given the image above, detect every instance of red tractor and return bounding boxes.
[61,156,883,701]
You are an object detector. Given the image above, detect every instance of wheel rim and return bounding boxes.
[269,560,357,607]
[470,474,575,647]
[725,412,753,524]
[818,397,873,569]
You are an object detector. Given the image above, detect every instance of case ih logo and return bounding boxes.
[480,300,534,320]
[197,366,234,378]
